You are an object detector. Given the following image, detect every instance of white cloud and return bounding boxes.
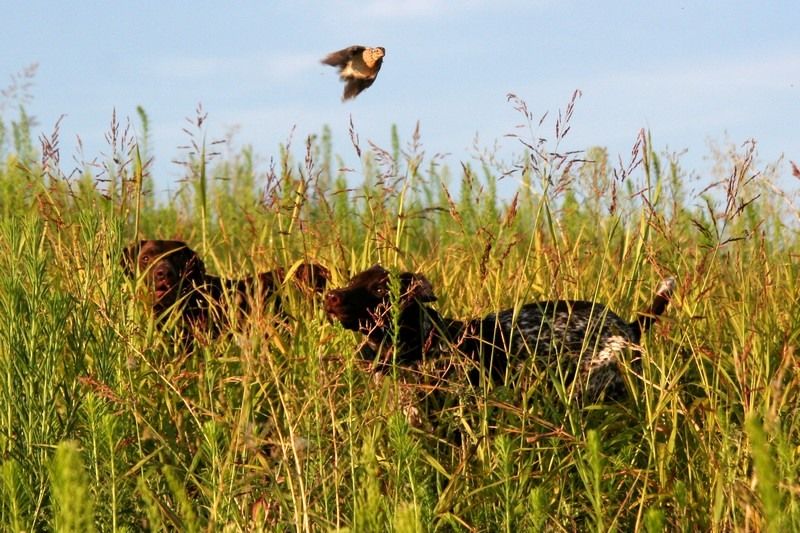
[346,0,531,20]
[152,56,222,79]
[592,52,799,94]
[152,52,320,83]
[362,0,447,18]
[264,52,321,81]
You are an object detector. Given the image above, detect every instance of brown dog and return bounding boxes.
[122,240,329,338]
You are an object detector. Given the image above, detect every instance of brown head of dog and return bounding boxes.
[121,240,207,316]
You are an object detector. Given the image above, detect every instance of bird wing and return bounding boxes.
[342,77,376,100]
[321,46,365,67]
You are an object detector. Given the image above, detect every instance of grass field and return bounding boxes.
[0,95,799,532]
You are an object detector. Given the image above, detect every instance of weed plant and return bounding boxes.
[0,82,798,531]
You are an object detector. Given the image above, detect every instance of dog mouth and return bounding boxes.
[153,284,175,301]
[326,309,386,336]
[325,307,350,324]
[324,306,362,330]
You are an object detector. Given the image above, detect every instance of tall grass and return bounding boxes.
[0,86,798,531]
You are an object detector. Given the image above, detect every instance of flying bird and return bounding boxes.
[321,45,385,100]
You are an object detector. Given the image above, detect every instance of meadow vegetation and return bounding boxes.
[0,76,799,531]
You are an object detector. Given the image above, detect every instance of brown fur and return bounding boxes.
[122,240,329,339]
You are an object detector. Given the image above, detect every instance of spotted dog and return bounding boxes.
[324,265,675,401]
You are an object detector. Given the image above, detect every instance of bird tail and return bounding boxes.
[634,277,676,336]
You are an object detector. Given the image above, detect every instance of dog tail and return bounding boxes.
[635,277,676,336]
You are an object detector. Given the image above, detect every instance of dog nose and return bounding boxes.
[325,291,341,307]
[153,264,169,281]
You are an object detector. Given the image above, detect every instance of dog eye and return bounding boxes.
[142,255,150,264]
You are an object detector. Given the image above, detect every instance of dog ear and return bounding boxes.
[179,246,206,280]
[273,266,287,284]
[399,272,437,303]
[294,263,330,293]
[120,241,142,277]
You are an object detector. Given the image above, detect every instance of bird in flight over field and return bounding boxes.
[321,45,385,100]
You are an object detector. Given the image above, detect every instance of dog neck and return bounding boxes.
[363,301,466,367]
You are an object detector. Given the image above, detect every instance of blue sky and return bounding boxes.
[3,1,798,196]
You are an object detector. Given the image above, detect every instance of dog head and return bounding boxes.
[292,263,331,294]
[121,240,206,310]
[323,264,435,333]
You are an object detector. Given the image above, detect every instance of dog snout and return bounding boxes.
[151,260,178,286]
[324,290,342,310]
[153,263,169,281]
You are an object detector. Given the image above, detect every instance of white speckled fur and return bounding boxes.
[326,266,676,402]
